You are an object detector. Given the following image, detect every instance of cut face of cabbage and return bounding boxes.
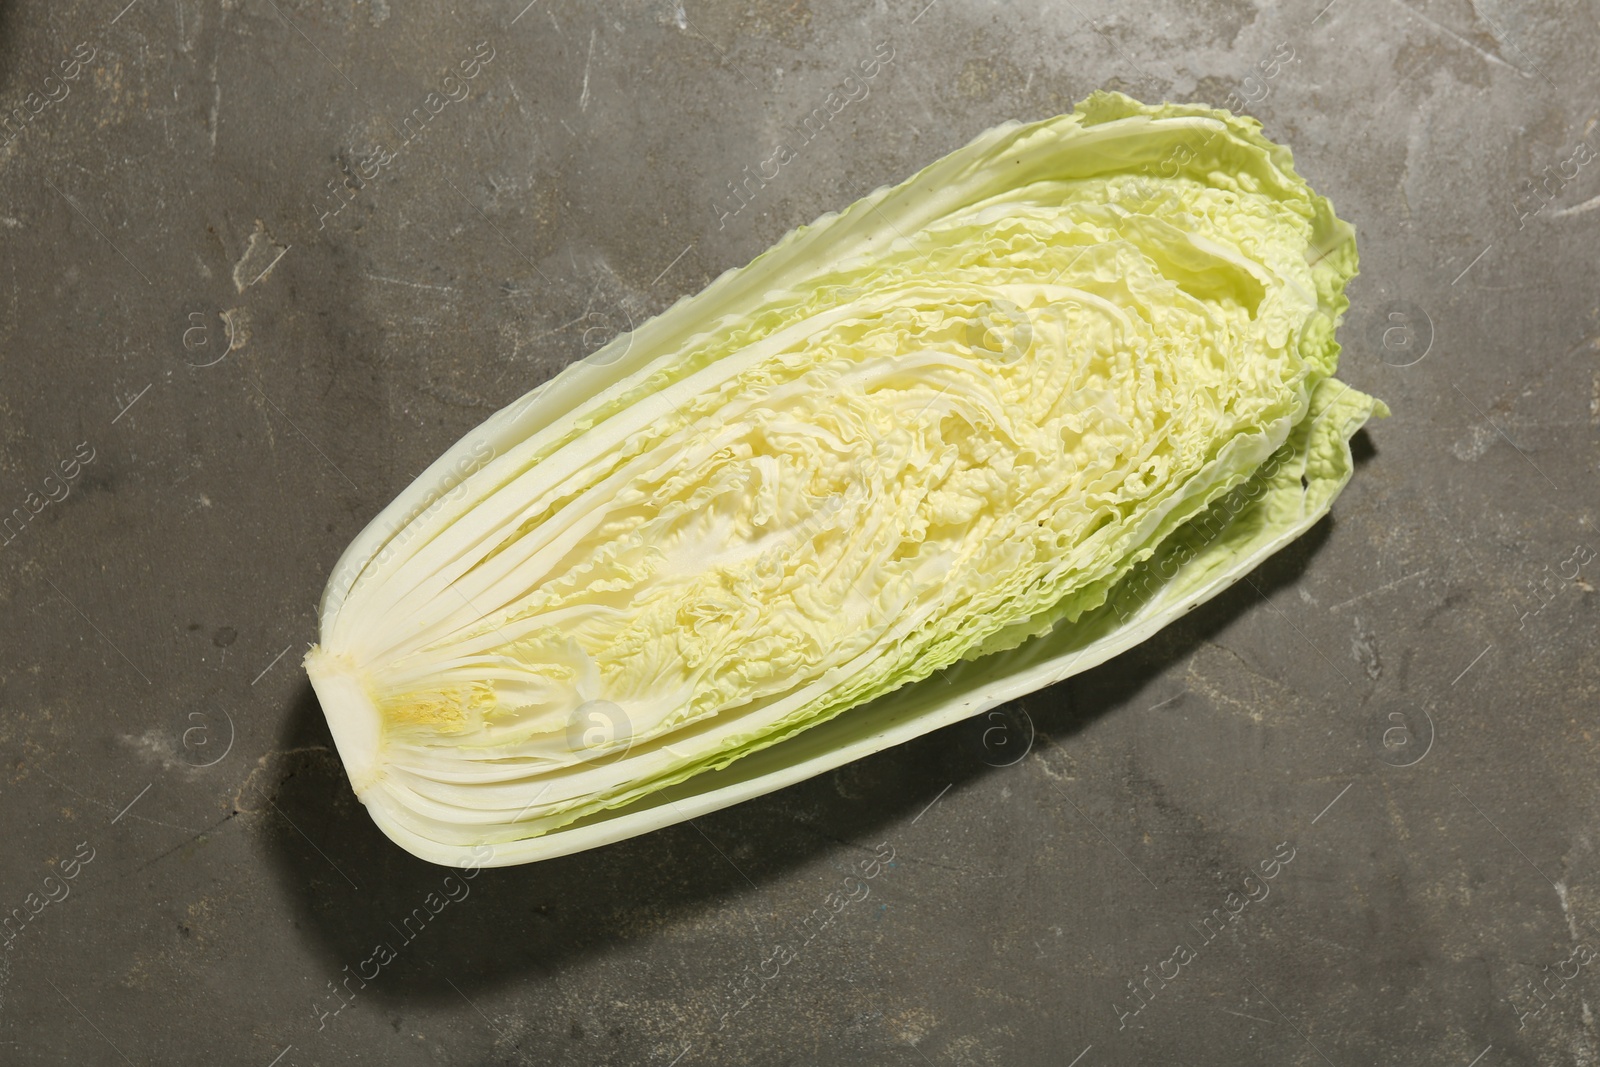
[306,92,1385,867]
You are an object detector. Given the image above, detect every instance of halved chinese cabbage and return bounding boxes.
[306,92,1384,867]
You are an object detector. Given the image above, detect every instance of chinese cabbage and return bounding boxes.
[305,92,1384,866]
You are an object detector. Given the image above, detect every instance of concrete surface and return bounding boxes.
[2,0,1597,1064]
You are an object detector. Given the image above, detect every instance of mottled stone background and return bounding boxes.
[1,0,1596,1064]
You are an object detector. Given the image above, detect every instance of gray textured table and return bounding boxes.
[2,1,1596,1064]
